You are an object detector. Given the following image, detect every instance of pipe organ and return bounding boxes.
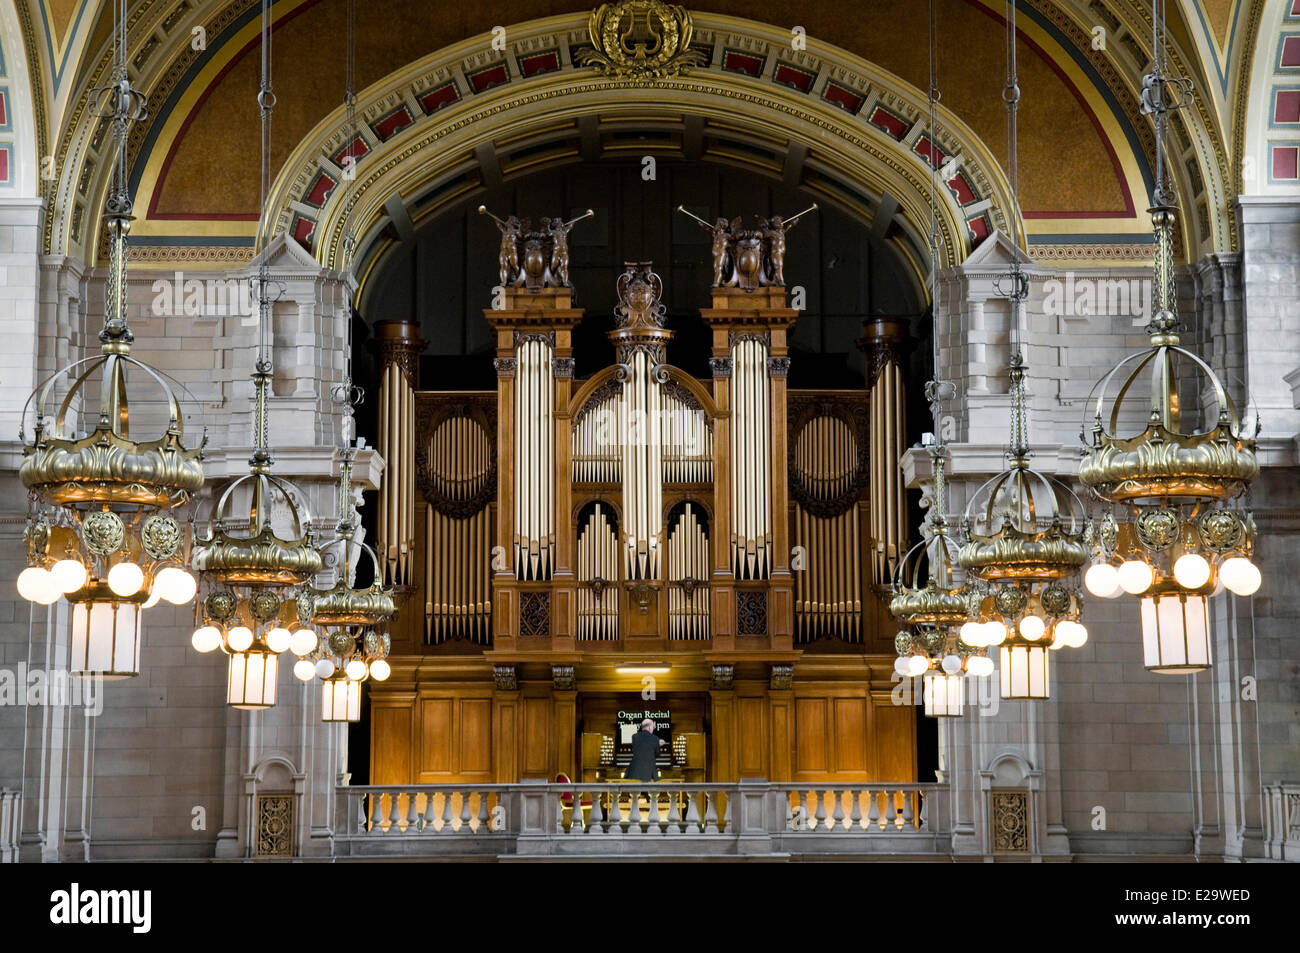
[369,217,920,789]
[789,399,870,642]
[730,334,772,580]
[515,335,555,580]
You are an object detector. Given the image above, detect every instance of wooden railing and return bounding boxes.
[335,781,948,858]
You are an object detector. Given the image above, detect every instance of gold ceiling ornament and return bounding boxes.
[890,451,993,718]
[579,1,707,82]
[15,0,204,679]
[1078,1,1259,675]
[296,449,397,723]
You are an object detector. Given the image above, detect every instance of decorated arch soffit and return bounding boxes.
[209,8,1025,299]
[35,0,1239,274]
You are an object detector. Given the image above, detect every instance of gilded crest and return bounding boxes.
[83,510,126,556]
[141,515,182,560]
[1136,508,1179,550]
[1199,509,1245,554]
[580,1,707,81]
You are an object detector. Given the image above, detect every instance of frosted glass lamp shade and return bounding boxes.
[922,671,964,717]
[999,643,1050,700]
[71,600,141,679]
[228,647,278,709]
[1139,590,1211,674]
[322,676,361,722]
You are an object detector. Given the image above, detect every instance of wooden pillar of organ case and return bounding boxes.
[482,288,584,653]
[699,286,798,650]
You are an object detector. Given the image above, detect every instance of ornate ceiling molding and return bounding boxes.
[256,11,1023,303]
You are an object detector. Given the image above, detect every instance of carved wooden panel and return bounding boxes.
[370,700,413,785]
[736,694,768,779]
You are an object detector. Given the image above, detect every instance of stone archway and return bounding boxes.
[256,10,1024,303]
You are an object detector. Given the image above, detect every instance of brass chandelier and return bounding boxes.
[956,0,1089,701]
[295,451,396,723]
[1078,0,1259,674]
[188,0,323,709]
[891,453,993,718]
[888,3,991,720]
[189,362,324,709]
[17,0,204,677]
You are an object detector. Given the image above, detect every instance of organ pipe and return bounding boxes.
[577,503,619,640]
[791,411,864,642]
[375,321,424,589]
[422,413,494,644]
[863,316,908,588]
[515,337,554,580]
[731,336,771,579]
[667,503,710,639]
[621,349,662,580]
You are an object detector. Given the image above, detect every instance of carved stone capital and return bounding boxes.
[552,664,576,691]
[493,665,517,691]
[709,357,732,379]
[766,356,791,378]
[710,663,734,691]
[551,357,575,378]
[493,357,517,378]
[769,663,794,690]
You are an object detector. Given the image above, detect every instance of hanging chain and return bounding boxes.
[331,0,365,418]
[250,0,277,463]
[1141,0,1193,332]
[89,0,147,344]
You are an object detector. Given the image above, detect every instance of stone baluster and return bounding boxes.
[720,791,731,833]
[866,789,880,830]
[387,793,402,833]
[628,789,642,832]
[704,791,719,834]
[422,792,438,832]
[831,790,845,831]
[440,792,454,833]
[815,790,828,831]
[667,790,682,834]
[648,790,663,834]
[459,792,472,832]
[901,790,914,830]
[477,792,489,833]
[849,789,863,831]
[612,789,625,832]
[405,792,419,833]
[685,790,701,832]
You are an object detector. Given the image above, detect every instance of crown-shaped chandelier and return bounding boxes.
[955,0,1090,700]
[290,0,395,723]
[295,450,396,722]
[16,0,204,677]
[1078,0,1259,674]
[188,0,323,709]
[887,0,991,719]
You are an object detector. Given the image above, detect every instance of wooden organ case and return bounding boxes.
[368,224,916,788]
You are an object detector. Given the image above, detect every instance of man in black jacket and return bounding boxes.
[624,718,667,782]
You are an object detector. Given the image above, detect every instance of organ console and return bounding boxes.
[368,212,914,789]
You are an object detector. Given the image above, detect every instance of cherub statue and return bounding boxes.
[676,207,734,287]
[546,209,594,287]
[480,206,522,286]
